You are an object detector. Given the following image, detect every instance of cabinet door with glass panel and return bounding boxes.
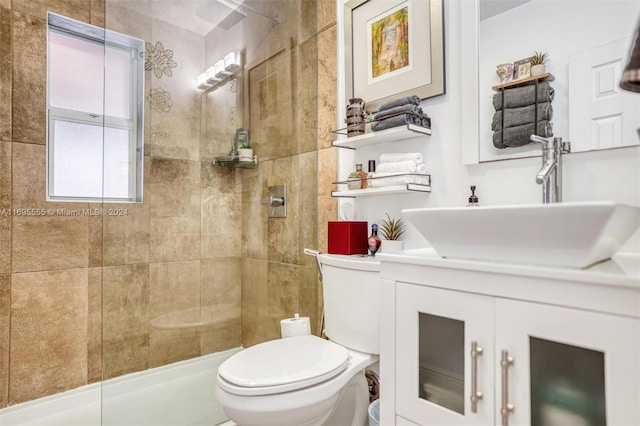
[495,299,640,426]
[396,283,495,425]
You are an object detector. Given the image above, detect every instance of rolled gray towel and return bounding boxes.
[493,120,553,149]
[372,113,430,131]
[493,82,554,110]
[375,104,423,120]
[491,102,553,131]
[378,95,421,112]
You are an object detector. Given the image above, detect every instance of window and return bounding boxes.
[47,13,144,202]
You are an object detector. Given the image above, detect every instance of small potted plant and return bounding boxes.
[237,141,253,161]
[530,51,548,77]
[379,213,406,253]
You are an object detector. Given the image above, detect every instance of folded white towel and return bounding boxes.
[379,152,423,164]
[369,172,430,188]
[376,160,418,173]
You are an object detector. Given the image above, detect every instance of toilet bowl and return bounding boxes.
[214,254,381,426]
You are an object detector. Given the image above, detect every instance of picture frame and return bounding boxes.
[513,56,533,80]
[344,0,445,112]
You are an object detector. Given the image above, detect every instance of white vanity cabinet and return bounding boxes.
[379,252,640,426]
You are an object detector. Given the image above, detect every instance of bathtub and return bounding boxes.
[0,347,241,426]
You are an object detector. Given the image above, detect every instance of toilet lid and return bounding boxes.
[217,335,349,395]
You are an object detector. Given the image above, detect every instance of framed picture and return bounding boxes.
[344,0,445,111]
[513,57,533,80]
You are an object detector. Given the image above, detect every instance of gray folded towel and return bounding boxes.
[372,113,430,131]
[375,104,423,120]
[491,102,553,131]
[493,120,553,149]
[378,95,421,112]
[493,82,555,110]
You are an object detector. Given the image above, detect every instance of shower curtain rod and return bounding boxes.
[218,0,280,24]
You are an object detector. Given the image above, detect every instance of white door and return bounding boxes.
[495,299,640,426]
[396,283,495,425]
[569,37,640,151]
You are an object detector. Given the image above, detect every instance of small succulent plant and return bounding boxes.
[379,213,405,240]
[531,51,549,65]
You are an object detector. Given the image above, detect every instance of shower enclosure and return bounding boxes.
[0,0,329,424]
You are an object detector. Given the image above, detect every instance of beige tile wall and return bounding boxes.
[0,0,336,408]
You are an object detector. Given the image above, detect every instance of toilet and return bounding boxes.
[215,254,381,426]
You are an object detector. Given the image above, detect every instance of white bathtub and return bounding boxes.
[0,347,241,426]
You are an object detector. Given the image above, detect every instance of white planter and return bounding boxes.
[381,239,403,253]
[531,64,546,77]
[238,148,253,160]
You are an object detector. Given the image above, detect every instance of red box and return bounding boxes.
[328,221,368,255]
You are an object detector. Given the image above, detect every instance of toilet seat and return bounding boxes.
[217,335,350,396]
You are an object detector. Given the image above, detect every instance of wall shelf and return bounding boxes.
[332,124,431,150]
[331,184,431,198]
[491,72,555,91]
[213,156,258,168]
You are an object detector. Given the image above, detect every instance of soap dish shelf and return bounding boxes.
[213,155,258,168]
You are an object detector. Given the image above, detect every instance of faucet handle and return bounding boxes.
[561,140,571,154]
[530,134,550,146]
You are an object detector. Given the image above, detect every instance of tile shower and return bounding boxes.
[0,0,339,423]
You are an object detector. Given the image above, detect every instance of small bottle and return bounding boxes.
[356,163,368,189]
[368,224,381,256]
[467,185,479,207]
[367,160,376,187]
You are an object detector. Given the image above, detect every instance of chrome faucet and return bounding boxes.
[530,135,571,203]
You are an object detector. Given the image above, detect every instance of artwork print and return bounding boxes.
[370,5,409,79]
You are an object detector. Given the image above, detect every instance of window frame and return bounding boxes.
[46,12,145,203]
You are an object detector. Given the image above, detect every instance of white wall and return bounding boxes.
[336,0,640,253]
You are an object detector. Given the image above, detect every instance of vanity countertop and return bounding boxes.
[377,248,640,289]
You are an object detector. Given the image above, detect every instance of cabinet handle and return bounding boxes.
[470,340,484,413]
[500,350,515,426]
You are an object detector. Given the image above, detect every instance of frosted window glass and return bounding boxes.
[49,31,105,115]
[52,120,104,198]
[103,127,130,198]
[105,46,131,119]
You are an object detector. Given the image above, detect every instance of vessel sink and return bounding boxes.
[402,201,640,268]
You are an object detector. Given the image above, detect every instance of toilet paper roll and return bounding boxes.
[280,315,311,338]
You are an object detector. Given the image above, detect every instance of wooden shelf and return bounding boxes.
[332,123,431,150]
[492,73,555,91]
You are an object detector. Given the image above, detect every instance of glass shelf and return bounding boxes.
[213,155,258,168]
[331,173,431,197]
[332,123,431,150]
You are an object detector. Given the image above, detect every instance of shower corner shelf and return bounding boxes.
[213,155,258,168]
[332,124,431,150]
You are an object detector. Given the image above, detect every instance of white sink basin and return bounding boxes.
[403,201,640,268]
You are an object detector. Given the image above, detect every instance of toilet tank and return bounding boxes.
[318,254,381,354]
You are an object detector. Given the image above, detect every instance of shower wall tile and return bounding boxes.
[317,147,338,253]
[87,267,102,384]
[266,156,300,265]
[9,268,88,404]
[149,260,201,367]
[0,142,10,275]
[150,216,200,262]
[201,257,242,354]
[0,275,9,408]
[318,25,337,150]
[300,0,318,42]
[298,151,318,267]
[48,0,91,23]
[90,0,105,28]
[201,164,242,259]
[12,0,47,20]
[241,258,270,347]
[12,12,45,145]
[241,166,268,261]
[11,143,89,272]
[294,36,319,155]
[0,3,11,142]
[102,202,150,266]
[298,265,319,336]
[101,264,150,379]
[317,0,336,32]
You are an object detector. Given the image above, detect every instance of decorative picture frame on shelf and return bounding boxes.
[513,56,533,80]
[344,0,445,112]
